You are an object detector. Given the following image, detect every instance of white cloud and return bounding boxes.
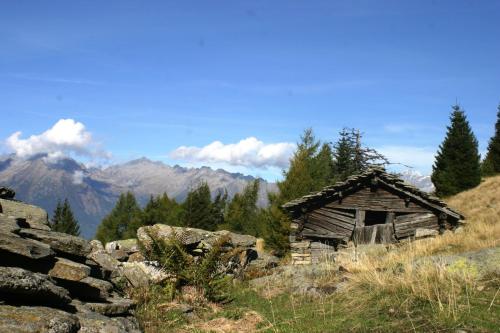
[170,137,296,169]
[5,119,109,160]
[378,145,437,172]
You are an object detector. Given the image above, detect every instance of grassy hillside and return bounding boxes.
[134,176,500,332]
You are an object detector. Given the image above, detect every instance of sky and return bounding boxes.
[1,0,499,181]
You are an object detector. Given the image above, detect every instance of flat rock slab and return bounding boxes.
[0,198,50,231]
[0,305,80,333]
[19,228,92,258]
[0,266,71,305]
[138,224,257,249]
[0,232,54,260]
[76,311,141,333]
[56,276,113,302]
[85,297,136,316]
[49,257,91,281]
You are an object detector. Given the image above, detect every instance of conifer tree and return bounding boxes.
[95,192,142,243]
[432,105,481,197]
[264,128,330,255]
[141,193,183,227]
[182,183,226,231]
[50,199,81,236]
[482,104,500,176]
[222,180,261,235]
[333,128,389,180]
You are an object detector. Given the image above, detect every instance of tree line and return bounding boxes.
[52,103,500,256]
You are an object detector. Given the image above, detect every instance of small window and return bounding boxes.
[364,210,388,226]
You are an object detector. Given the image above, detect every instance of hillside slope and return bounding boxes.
[135,176,499,332]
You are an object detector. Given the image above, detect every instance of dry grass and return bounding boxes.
[181,311,265,333]
[335,176,500,321]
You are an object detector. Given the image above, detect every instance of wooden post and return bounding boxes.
[370,226,377,244]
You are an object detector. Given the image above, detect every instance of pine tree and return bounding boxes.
[141,193,183,227]
[95,192,142,243]
[312,143,336,188]
[432,105,481,197]
[264,128,333,255]
[50,199,81,236]
[482,104,500,176]
[222,180,261,235]
[333,128,389,180]
[182,183,225,231]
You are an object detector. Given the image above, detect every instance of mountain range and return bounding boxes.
[0,154,434,239]
[0,155,277,238]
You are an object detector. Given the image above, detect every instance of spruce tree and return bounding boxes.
[95,192,142,243]
[182,183,225,231]
[141,193,183,227]
[432,105,481,197]
[333,128,389,180]
[50,199,81,236]
[222,180,260,235]
[482,104,500,176]
[264,128,331,255]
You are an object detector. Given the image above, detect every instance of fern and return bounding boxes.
[139,229,233,303]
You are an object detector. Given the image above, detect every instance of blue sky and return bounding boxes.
[1,1,499,181]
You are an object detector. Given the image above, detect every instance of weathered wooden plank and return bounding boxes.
[312,208,357,225]
[301,231,346,239]
[324,186,431,212]
[326,203,429,214]
[308,212,356,231]
[320,207,356,218]
[308,221,352,236]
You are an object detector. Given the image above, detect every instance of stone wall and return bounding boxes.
[0,187,141,333]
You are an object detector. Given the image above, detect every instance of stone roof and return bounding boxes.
[282,167,464,220]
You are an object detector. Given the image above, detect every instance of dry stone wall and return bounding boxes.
[0,187,141,333]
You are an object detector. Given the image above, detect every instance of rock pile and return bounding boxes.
[0,187,141,333]
[135,224,280,275]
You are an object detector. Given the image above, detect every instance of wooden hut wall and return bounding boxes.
[394,213,439,239]
[325,186,429,213]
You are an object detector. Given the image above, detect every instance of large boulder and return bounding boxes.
[0,198,50,231]
[0,266,71,305]
[18,228,92,259]
[0,305,80,333]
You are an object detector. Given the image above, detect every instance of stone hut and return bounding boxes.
[282,168,464,265]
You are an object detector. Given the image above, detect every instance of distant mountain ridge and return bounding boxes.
[0,154,434,239]
[0,155,277,238]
